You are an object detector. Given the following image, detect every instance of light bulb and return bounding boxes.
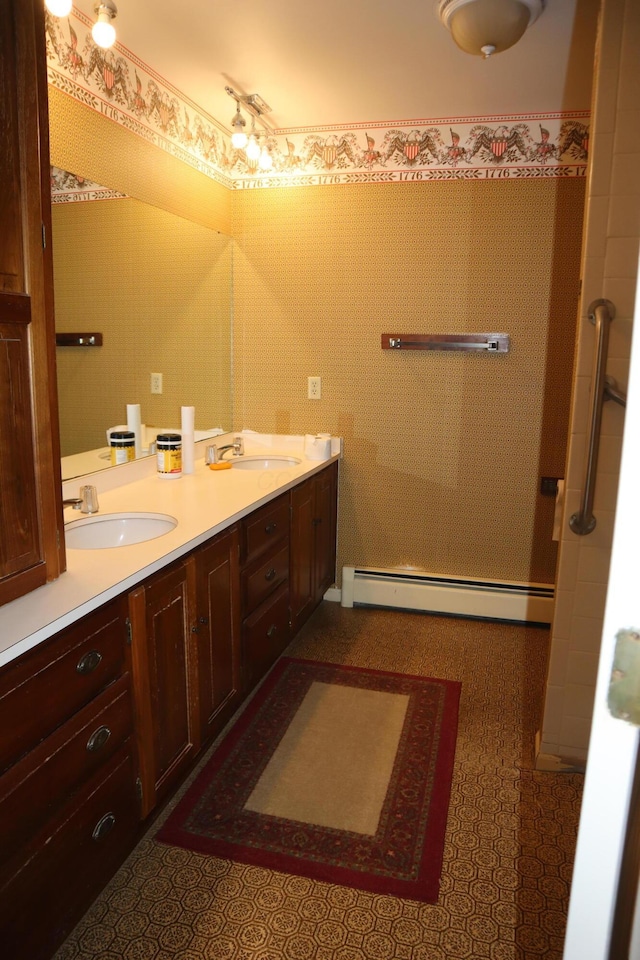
[246,136,261,161]
[230,107,247,148]
[45,0,73,15]
[92,14,116,48]
[231,128,247,148]
[259,147,273,171]
[92,3,117,49]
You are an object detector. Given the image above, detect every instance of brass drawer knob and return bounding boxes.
[76,649,103,675]
[86,725,111,753]
[264,567,277,582]
[92,812,116,841]
[265,522,277,534]
[266,624,277,639]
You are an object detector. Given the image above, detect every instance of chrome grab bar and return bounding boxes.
[569,299,625,536]
[604,375,627,408]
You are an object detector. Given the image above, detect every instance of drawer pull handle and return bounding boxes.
[267,624,277,639]
[76,650,103,675]
[86,725,111,752]
[199,616,209,624]
[265,522,277,534]
[264,567,277,581]
[92,812,116,841]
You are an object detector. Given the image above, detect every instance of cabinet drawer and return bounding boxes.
[243,583,291,690]
[0,746,138,960]
[0,675,133,870]
[0,597,128,774]
[243,542,289,615]
[242,494,289,564]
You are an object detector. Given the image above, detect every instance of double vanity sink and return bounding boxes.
[0,435,339,668]
[0,434,339,960]
[63,455,302,550]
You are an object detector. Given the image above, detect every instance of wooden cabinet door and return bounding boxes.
[0,0,65,606]
[290,463,339,636]
[290,476,316,635]
[312,461,338,605]
[129,562,197,817]
[189,525,242,747]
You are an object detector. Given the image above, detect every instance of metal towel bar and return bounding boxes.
[381,333,510,352]
[569,298,627,536]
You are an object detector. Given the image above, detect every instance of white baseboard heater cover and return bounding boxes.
[341,567,554,624]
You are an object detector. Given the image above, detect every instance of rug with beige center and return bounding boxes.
[156,658,461,902]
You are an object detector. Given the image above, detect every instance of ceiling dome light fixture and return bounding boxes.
[92,0,117,49]
[438,0,544,58]
[44,0,73,16]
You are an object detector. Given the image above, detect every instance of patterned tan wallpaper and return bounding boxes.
[47,85,586,586]
[48,86,231,234]
[53,199,232,456]
[232,178,585,585]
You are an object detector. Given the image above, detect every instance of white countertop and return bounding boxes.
[0,433,340,669]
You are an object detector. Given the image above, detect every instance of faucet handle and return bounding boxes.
[80,485,99,514]
[234,436,244,456]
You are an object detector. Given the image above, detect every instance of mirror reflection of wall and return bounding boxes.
[52,181,232,461]
[47,79,234,481]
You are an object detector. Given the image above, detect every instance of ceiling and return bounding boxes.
[72,0,600,133]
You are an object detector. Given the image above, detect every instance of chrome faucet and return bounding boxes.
[63,485,99,514]
[206,436,245,464]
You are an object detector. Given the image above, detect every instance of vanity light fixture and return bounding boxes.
[225,85,273,159]
[92,0,117,49]
[230,104,248,149]
[438,0,544,58]
[44,0,73,15]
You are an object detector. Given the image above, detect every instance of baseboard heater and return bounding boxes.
[341,567,554,624]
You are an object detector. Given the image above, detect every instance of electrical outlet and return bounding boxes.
[308,376,321,400]
[150,372,163,394]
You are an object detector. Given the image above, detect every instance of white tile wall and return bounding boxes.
[539,0,639,766]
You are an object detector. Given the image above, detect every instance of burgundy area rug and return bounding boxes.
[156,657,461,902]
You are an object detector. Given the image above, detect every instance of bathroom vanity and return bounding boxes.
[0,440,338,960]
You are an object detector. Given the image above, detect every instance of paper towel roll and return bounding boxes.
[181,406,195,474]
[126,404,142,459]
[552,479,565,541]
[304,434,331,460]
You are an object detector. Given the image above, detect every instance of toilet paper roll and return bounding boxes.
[304,434,331,460]
[552,479,564,541]
[181,406,195,474]
[126,404,142,459]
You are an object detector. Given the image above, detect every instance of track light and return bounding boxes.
[225,86,274,167]
[44,0,73,15]
[438,0,544,58]
[92,0,117,49]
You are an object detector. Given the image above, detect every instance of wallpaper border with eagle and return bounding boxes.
[45,10,589,190]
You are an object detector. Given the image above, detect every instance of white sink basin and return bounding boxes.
[231,456,301,470]
[65,512,177,549]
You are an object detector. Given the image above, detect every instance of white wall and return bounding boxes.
[562,248,640,960]
[539,0,640,767]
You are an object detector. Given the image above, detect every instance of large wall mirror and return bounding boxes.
[51,170,233,480]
